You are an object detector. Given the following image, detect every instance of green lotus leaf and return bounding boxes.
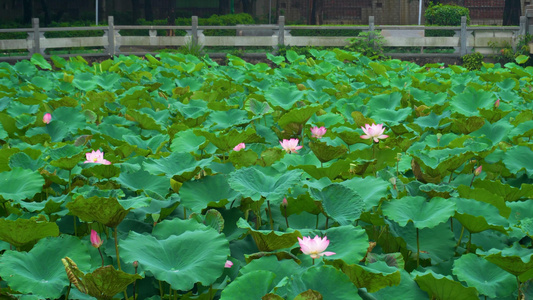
[195,127,259,153]
[388,221,456,264]
[237,218,301,252]
[240,255,300,287]
[324,225,369,264]
[125,109,162,131]
[0,167,44,201]
[470,120,513,145]
[49,144,86,170]
[413,111,451,130]
[457,185,510,217]
[450,87,494,117]
[331,126,359,145]
[13,60,37,77]
[367,92,402,111]
[339,176,389,209]
[413,270,479,300]
[117,170,170,196]
[244,98,273,116]
[229,148,259,167]
[292,160,351,180]
[278,105,321,129]
[453,253,516,298]
[266,52,285,65]
[220,270,277,300]
[81,164,121,179]
[26,121,68,143]
[382,196,455,229]
[119,229,229,291]
[30,53,52,70]
[31,76,53,91]
[207,109,250,130]
[170,129,206,153]
[72,73,98,92]
[478,242,533,277]
[453,197,508,234]
[94,73,121,91]
[66,196,129,228]
[81,266,142,299]
[180,174,240,213]
[372,108,412,125]
[0,218,59,248]
[371,269,428,300]
[309,140,348,164]
[0,235,91,299]
[310,184,363,226]
[50,107,87,133]
[151,218,209,240]
[328,260,400,293]
[265,84,304,110]
[285,265,361,300]
[123,134,168,153]
[143,152,213,181]
[228,167,302,202]
[503,146,533,177]
[294,290,323,300]
[9,152,46,171]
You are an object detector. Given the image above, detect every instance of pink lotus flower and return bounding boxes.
[233,143,245,151]
[280,138,303,153]
[43,113,52,124]
[360,123,389,143]
[494,99,500,108]
[298,235,336,259]
[311,126,327,139]
[84,150,111,165]
[90,230,103,248]
[474,165,482,176]
[224,260,233,268]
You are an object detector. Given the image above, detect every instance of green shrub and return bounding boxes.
[44,21,105,38]
[277,45,327,57]
[176,13,255,36]
[345,31,387,60]
[462,52,483,70]
[0,22,29,39]
[289,27,362,37]
[492,34,533,67]
[425,2,470,37]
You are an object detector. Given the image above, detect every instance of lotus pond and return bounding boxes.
[0,50,533,299]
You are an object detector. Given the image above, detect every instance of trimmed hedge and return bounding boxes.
[424,2,470,37]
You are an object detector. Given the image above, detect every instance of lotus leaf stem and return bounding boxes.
[456,226,465,248]
[113,227,122,270]
[267,200,274,230]
[416,227,420,268]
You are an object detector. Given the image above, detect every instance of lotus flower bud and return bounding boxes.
[494,99,500,108]
[282,198,288,207]
[474,165,482,176]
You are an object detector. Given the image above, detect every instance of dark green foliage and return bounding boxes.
[345,31,387,60]
[462,52,484,71]
[425,2,470,37]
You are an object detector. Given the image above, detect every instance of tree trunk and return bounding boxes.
[145,0,153,21]
[23,0,33,24]
[503,0,520,26]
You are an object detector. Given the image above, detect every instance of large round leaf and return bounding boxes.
[0,218,59,248]
[478,242,533,277]
[325,225,369,264]
[119,229,230,291]
[221,270,277,300]
[382,196,456,229]
[285,265,361,300]
[117,169,170,197]
[0,235,91,299]
[0,167,44,201]
[228,167,302,202]
[310,183,364,226]
[503,146,533,177]
[453,253,516,298]
[413,270,479,300]
[339,176,389,209]
[67,196,129,228]
[180,174,240,213]
[371,269,428,300]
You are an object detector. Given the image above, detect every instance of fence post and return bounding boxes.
[192,16,198,48]
[519,16,527,36]
[31,18,42,55]
[460,16,467,56]
[278,16,285,47]
[527,5,533,35]
[106,16,115,57]
[369,16,375,32]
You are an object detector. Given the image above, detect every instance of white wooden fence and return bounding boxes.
[0,15,527,61]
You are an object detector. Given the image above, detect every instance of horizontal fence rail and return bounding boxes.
[0,15,527,61]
